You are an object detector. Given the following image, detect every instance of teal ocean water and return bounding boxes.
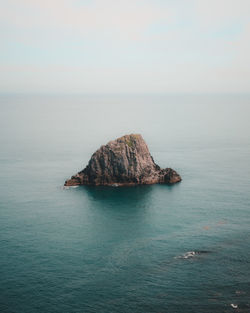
[0,95,250,313]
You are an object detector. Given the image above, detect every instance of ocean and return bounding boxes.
[0,94,250,313]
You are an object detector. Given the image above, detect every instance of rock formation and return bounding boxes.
[64,134,181,186]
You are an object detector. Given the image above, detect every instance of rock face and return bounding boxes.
[64,134,181,186]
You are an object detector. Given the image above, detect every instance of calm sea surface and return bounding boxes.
[0,94,250,313]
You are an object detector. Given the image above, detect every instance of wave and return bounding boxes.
[175,250,210,259]
[62,185,79,190]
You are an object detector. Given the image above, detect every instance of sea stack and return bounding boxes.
[64,134,181,186]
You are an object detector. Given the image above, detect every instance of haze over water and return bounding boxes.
[0,94,250,313]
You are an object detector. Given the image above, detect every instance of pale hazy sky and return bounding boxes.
[1,0,250,94]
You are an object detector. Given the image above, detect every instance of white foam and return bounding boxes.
[230,304,238,309]
[175,251,197,259]
[62,185,79,190]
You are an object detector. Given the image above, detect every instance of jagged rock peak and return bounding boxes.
[64,133,181,186]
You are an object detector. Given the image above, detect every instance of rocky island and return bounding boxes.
[64,134,181,186]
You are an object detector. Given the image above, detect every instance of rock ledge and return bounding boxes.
[65,134,181,186]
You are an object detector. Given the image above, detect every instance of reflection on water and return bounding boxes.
[82,184,154,202]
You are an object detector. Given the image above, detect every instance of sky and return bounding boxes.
[0,0,250,94]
